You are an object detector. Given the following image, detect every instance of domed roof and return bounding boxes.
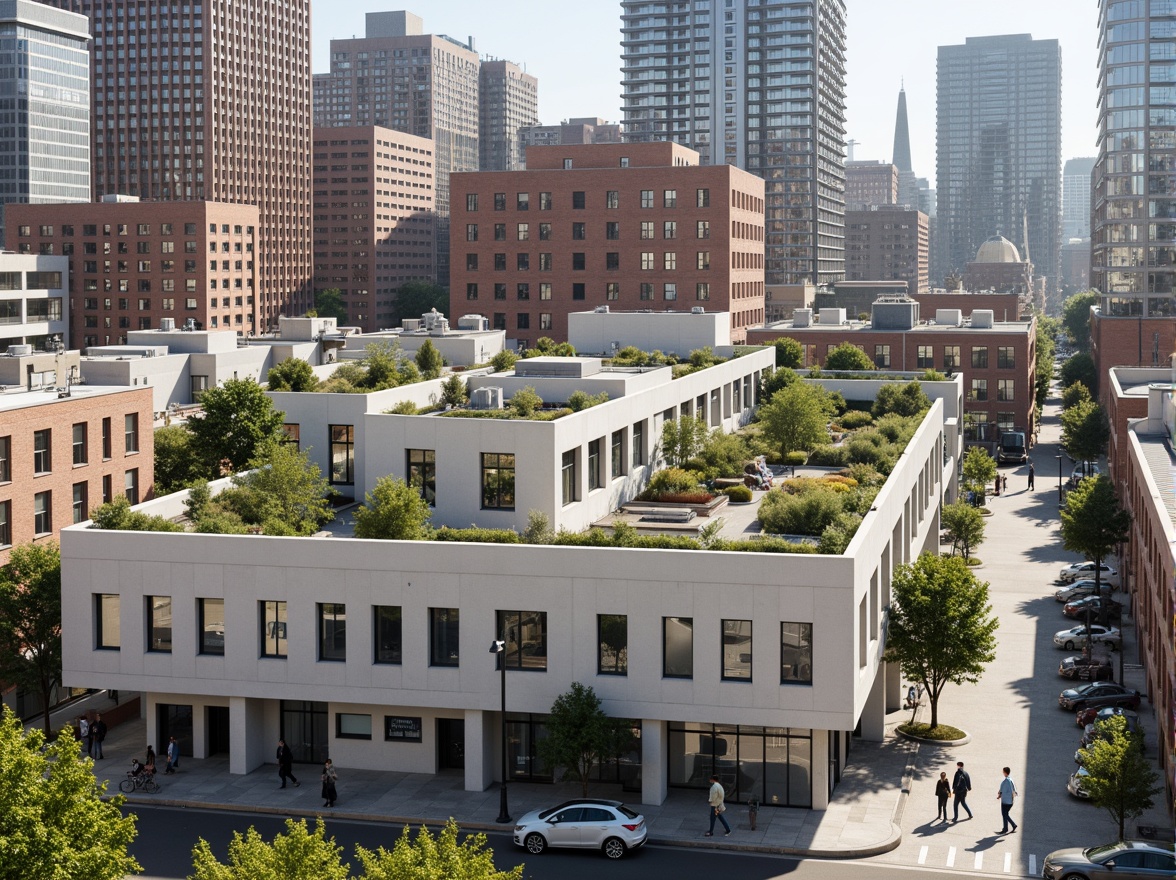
[975,235,1022,263]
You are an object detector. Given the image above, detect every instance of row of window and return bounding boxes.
[94,595,815,685]
[467,220,713,242]
[469,282,711,307]
[467,188,712,213]
[18,222,254,237]
[466,250,714,272]
[0,470,137,546]
[8,417,139,479]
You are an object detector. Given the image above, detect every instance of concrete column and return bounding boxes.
[464,709,493,792]
[144,693,159,755]
[811,729,830,810]
[641,718,668,806]
[859,664,887,742]
[229,696,267,775]
[885,659,903,712]
[191,704,208,759]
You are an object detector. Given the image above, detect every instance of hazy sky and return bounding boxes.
[312,1,1101,187]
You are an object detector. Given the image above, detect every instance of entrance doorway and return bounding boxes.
[157,704,193,757]
[207,706,230,756]
[280,700,328,764]
[437,718,465,771]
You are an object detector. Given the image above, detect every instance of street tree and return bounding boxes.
[884,553,999,730]
[773,337,803,369]
[188,378,286,476]
[393,281,448,323]
[1061,398,1110,468]
[660,414,709,466]
[191,817,349,880]
[823,341,874,371]
[940,501,986,561]
[0,544,62,737]
[960,447,997,505]
[414,339,443,379]
[0,706,140,880]
[1060,475,1130,627]
[353,477,432,541]
[355,820,523,880]
[153,423,205,494]
[1079,715,1161,841]
[267,358,319,392]
[536,682,630,796]
[757,381,833,457]
[1035,314,1059,411]
[1060,352,1098,393]
[1062,381,1092,411]
[1061,290,1099,349]
[313,288,348,323]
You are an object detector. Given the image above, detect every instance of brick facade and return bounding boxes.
[1090,310,1176,400]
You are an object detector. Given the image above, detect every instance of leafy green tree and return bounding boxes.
[439,374,468,408]
[414,340,443,380]
[522,336,576,358]
[1079,715,1161,841]
[688,346,721,368]
[1061,398,1110,467]
[353,476,432,540]
[884,553,999,729]
[1062,381,1092,411]
[313,288,348,323]
[0,545,62,737]
[508,385,543,418]
[188,378,286,476]
[1060,476,1130,627]
[355,820,523,880]
[823,342,874,371]
[872,380,931,418]
[774,337,804,369]
[1035,314,1060,411]
[393,281,448,323]
[940,501,985,561]
[1060,351,1098,393]
[0,706,140,880]
[214,441,335,536]
[267,358,318,392]
[759,366,798,402]
[191,817,349,880]
[89,496,185,533]
[1061,290,1099,349]
[960,447,997,504]
[758,382,833,456]
[153,423,204,494]
[566,389,609,411]
[536,682,629,797]
[489,350,517,372]
[363,341,417,391]
[660,414,708,467]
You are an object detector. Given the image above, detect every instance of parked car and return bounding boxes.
[1066,766,1091,799]
[1053,624,1122,651]
[1042,840,1175,878]
[1063,595,1123,621]
[1077,704,1142,730]
[1081,714,1143,749]
[1060,681,1140,712]
[1068,462,1101,488]
[513,799,647,859]
[1058,562,1119,585]
[1055,579,1113,603]
[1058,655,1114,681]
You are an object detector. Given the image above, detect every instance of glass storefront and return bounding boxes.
[669,721,812,808]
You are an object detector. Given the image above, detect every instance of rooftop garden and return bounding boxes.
[266,340,442,394]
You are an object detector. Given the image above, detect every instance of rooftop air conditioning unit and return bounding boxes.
[793,308,812,328]
[159,317,175,331]
[470,386,504,410]
[971,309,995,329]
[594,305,610,313]
[183,319,196,331]
[691,306,705,314]
[6,344,32,357]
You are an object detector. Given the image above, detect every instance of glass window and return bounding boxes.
[72,482,88,524]
[664,189,677,208]
[496,610,547,670]
[0,436,8,482]
[664,252,677,270]
[200,598,225,655]
[780,622,812,683]
[874,344,891,368]
[572,191,586,209]
[33,429,51,473]
[374,606,402,664]
[697,220,710,239]
[572,222,586,240]
[280,425,300,449]
[664,221,677,239]
[336,713,372,740]
[33,491,51,535]
[516,192,529,211]
[124,469,139,505]
[0,500,9,547]
[481,453,515,509]
[997,346,1015,368]
[943,345,960,370]
[632,421,645,467]
[102,418,111,459]
[722,619,752,680]
[588,438,602,490]
[561,449,576,505]
[96,594,120,649]
[572,253,586,270]
[697,188,710,208]
[606,221,620,240]
[697,251,711,270]
[318,603,346,662]
[598,614,628,675]
[466,223,478,241]
[611,430,624,478]
[147,596,172,652]
[494,223,506,241]
[997,379,1015,401]
[915,346,934,369]
[663,616,694,678]
[429,608,459,666]
[466,193,478,211]
[517,223,529,241]
[641,221,655,239]
[124,413,139,453]
[641,189,654,208]
[970,378,988,401]
[971,346,989,368]
[330,425,354,484]
[606,190,619,209]
[261,601,288,658]
[493,192,506,211]
[539,223,551,240]
[72,423,87,465]
[539,192,552,210]
[406,449,436,505]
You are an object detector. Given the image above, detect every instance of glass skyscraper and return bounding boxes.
[1091,0,1176,311]
[620,0,847,287]
[0,0,90,240]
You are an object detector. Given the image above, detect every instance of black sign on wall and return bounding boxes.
[385,715,423,743]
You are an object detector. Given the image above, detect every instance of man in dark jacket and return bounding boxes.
[276,739,299,789]
[91,714,108,759]
[952,761,973,822]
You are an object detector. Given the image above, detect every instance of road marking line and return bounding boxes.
[946,846,956,867]
[917,846,928,865]
[1004,852,1012,873]
[974,852,984,871]
[1029,854,1037,875]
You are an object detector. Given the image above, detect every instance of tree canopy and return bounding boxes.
[204,441,336,536]
[1034,313,1060,412]
[312,288,348,324]
[1060,351,1098,393]
[393,281,448,324]
[823,342,874,371]
[773,337,803,369]
[660,414,709,467]
[439,374,468,408]
[940,501,986,561]
[536,682,630,796]
[1061,398,1110,465]
[960,447,997,504]
[759,366,798,403]
[0,706,141,880]
[153,423,205,494]
[884,553,999,729]
[871,380,930,418]
[267,358,319,392]
[757,381,833,456]
[1061,290,1099,349]
[1061,381,1092,411]
[0,544,63,737]
[414,340,443,380]
[188,377,287,476]
[353,476,432,540]
[89,496,184,533]
[1079,715,1161,841]
[1060,475,1130,622]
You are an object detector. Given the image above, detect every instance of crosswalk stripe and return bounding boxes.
[1029,854,1037,875]
[946,846,956,868]
[974,852,984,871]
[1004,852,1012,873]
[917,846,928,865]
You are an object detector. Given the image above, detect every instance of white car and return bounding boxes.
[1058,562,1119,586]
[1054,624,1122,651]
[513,799,647,860]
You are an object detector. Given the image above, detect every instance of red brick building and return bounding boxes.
[1090,305,1176,400]
[0,383,153,563]
[911,290,1027,321]
[844,160,898,209]
[312,126,436,332]
[6,201,259,348]
[1105,367,1161,489]
[449,142,765,346]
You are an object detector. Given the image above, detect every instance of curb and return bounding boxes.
[896,728,972,747]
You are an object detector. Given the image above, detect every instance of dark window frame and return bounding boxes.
[429,607,460,666]
[374,605,402,664]
[598,613,628,675]
[199,598,225,656]
[318,602,346,662]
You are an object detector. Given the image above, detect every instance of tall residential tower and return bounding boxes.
[620,0,848,289]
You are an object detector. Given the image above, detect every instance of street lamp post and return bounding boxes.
[489,638,511,824]
[1055,454,1064,504]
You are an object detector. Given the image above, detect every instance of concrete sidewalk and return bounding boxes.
[95,707,909,857]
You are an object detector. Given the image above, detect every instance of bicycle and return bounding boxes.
[119,769,160,794]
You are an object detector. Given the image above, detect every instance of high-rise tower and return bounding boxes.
[892,86,913,173]
[39,0,313,330]
[935,34,1061,295]
[620,0,848,288]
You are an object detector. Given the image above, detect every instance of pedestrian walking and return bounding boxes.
[993,477,1000,497]
[78,715,90,753]
[321,758,338,808]
[951,761,973,821]
[1028,463,1035,490]
[276,739,299,789]
[1001,475,1008,494]
[90,713,107,759]
[935,771,951,823]
[165,736,179,774]
[997,767,1018,833]
[144,745,157,775]
[704,774,731,837]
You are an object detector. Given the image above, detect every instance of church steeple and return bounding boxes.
[892,85,913,173]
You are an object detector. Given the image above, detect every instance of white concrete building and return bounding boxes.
[568,308,732,358]
[0,254,69,353]
[338,310,504,368]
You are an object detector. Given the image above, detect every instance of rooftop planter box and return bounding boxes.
[623,494,728,517]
